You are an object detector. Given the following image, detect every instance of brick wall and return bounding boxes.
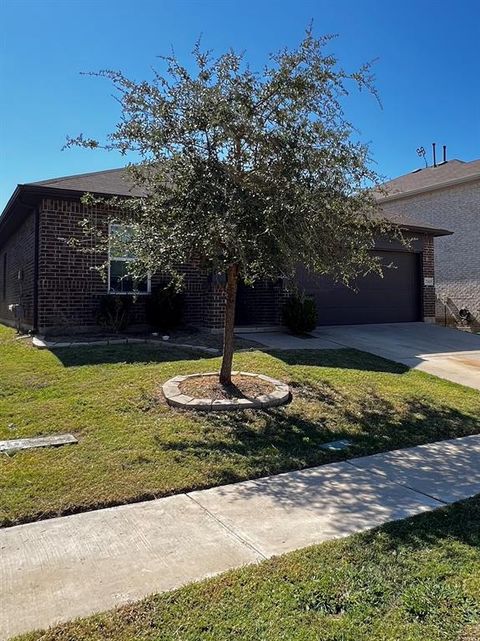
[0,211,36,331]
[380,179,480,321]
[200,276,288,331]
[37,198,108,333]
[36,198,227,333]
[421,235,435,320]
[35,195,289,333]
[4,196,438,334]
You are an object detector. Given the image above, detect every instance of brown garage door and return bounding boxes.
[296,250,421,325]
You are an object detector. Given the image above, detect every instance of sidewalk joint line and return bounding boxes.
[345,460,448,505]
[186,493,267,560]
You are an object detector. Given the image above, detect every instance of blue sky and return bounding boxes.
[1,0,479,210]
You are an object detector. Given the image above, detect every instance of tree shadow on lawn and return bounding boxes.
[160,382,480,489]
[159,386,480,556]
[268,347,411,374]
[51,343,217,367]
[356,491,480,552]
[52,342,408,375]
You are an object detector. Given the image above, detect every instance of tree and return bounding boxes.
[69,30,396,385]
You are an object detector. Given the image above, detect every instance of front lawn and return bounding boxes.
[17,495,480,641]
[1,324,479,527]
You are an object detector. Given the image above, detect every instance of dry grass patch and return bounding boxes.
[179,374,275,400]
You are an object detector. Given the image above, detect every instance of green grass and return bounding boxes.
[1,323,479,527]
[17,496,480,641]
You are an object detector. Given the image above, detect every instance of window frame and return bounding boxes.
[107,223,151,295]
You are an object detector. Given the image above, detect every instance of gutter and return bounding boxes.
[397,223,453,238]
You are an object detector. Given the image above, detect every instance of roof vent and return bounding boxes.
[417,143,448,168]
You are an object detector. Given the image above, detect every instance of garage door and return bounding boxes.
[296,250,421,325]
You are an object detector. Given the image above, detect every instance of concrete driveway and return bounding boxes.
[239,323,480,390]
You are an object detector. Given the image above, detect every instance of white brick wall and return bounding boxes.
[380,179,480,319]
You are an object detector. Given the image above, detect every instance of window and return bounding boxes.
[108,224,150,294]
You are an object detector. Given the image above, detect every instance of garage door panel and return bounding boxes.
[296,251,421,325]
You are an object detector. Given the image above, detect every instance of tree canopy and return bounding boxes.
[71,30,393,283]
[69,29,398,383]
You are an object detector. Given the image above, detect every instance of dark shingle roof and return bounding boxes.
[28,167,146,197]
[0,166,451,240]
[377,158,480,200]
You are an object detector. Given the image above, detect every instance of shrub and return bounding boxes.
[96,295,133,332]
[146,284,184,330]
[282,291,317,335]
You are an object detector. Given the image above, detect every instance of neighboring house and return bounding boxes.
[0,168,451,335]
[377,158,480,324]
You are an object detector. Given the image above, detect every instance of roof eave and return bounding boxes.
[399,223,453,237]
[0,185,41,246]
[0,184,22,223]
[0,184,101,242]
[20,183,134,200]
[1,183,453,250]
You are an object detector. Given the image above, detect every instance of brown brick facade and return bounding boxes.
[0,210,37,331]
[37,198,107,332]
[0,194,439,334]
[36,198,224,334]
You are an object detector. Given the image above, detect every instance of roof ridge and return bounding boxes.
[390,158,476,181]
[28,167,127,186]
[407,158,464,174]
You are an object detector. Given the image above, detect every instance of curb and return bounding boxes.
[32,336,220,355]
[163,371,290,411]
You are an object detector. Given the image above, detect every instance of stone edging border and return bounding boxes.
[32,336,220,355]
[162,371,290,411]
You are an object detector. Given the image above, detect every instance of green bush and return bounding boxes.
[146,284,184,330]
[96,295,133,332]
[282,291,317,334]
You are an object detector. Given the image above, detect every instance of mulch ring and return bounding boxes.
[179,374,275,401]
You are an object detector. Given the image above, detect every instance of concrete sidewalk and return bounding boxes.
[2,434,480,639]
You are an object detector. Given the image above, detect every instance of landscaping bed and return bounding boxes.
[1,323,480,527]
[180,373,275,400]
[15,495,480,641]
[30,328,261,352]
[163,371,290,410]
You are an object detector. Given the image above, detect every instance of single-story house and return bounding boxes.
[376,157,480,324]
[0,168,452,335]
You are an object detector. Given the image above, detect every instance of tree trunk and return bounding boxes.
[219,264,239,385]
